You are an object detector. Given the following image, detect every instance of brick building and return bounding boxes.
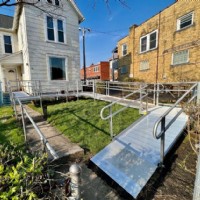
[117,0,200,83]
[80,61,110,81]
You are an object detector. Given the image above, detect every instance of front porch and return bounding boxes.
[0,51,23,92]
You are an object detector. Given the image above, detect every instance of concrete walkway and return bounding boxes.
[18,105,84,160]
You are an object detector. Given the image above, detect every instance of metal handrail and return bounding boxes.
[16,98,59,160]
[153,82,198,165]
[100,85,147,120]
[100,84,148,138]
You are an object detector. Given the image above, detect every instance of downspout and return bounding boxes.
[156,12,161,84]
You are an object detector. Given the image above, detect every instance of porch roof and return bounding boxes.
[0,51,23,66]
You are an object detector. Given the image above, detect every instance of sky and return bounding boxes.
[76,0,175,67]
[0,0,175,68]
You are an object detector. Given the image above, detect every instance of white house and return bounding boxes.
[0,0,84,92]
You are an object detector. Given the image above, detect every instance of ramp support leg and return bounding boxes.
[160,117,165,166]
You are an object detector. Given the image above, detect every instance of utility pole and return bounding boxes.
[79,27,90,82]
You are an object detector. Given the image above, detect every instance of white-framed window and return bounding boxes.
[177,12,194,30]
[47,0,59,6]
[93,66,99,72]
[57,19,64,42]
[121,66,127,74]
[122,43,127,56]
[47,16,54,41]
[172,50,189,65]
[140,30,158,53]
[140,60,149,71]
[46,16,66,43]
[3,35,12,53]
[49,57,66,80]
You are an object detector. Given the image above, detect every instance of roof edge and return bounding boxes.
[69,0,85,23]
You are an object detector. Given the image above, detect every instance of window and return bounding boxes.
[122,44,127,56]
[177,12,193,30]
[140,30,158,53]
[4,35,12,53]
[94,66,99,72]
[121,66,127,74]
[140,61,149,71]
[57,19,64,42]
[55,0,59,6]
[46,16,65,43]
[47,0,59,6]
[47,16,54,41]
[49,57,66,80]
[172,50,189,65]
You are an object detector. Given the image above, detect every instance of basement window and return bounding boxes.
[177,12,194,30]
[172,50,189,65]
[4,35,12,54]
[140,60,149,71]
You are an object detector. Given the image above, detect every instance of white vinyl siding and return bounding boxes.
[140,30,158,53]
[140,61,149,71]
[172,50,189,65]
[177,12,194,30]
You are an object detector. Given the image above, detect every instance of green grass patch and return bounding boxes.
[0,106,24,145]
[31,99,141,154]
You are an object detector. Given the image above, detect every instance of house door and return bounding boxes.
[3,68,18,91]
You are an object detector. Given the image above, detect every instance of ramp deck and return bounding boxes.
[91,106,188,198]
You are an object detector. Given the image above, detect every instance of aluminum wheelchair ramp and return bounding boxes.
[91,106,188,198]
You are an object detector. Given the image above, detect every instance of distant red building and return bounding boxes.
[80,62,110,81]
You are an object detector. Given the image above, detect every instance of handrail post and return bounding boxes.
[77,80,79,100]
[156,83,160,106]
[109,106,113,138]
[160,117,165,166]
[197,82,200,104]
[108,81,110,96]
[153,84,156,105]
[21,104,27,143]
[139,84,142,113]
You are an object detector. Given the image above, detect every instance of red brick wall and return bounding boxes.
[80,62,110,80]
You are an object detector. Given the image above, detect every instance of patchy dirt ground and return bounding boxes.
[52,132,197,200]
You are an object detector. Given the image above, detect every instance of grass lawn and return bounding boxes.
[30,99,141,154]
[0,106,24,145]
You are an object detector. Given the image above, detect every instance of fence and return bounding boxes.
[15,97,59,160]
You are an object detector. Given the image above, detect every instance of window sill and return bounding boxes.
[171,62,190,67]
[46,40,67,45]
[176,24,195,32]
[140,47,158,54]
[139,69,150,72]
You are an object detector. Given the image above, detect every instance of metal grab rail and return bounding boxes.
[16,98,59,160]
[100,84,148,138]
[153,83,198,165]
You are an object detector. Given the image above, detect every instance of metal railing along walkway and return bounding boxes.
[92,82,199,198]
[16,97,59,161]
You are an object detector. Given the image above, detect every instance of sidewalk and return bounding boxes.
[18,105,126,200]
